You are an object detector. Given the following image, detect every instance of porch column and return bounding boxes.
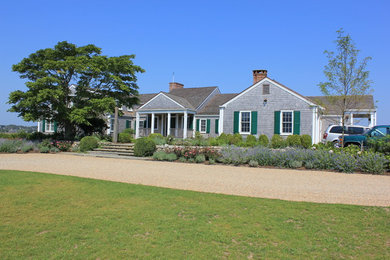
[370,112,374,127]
[183,111,188,139]
[151,113,155,134]
[192,115,196,138]
[218,107,224,135]
[167,113,171,136]
[374,112,377,126]
[350,113,354,125]
[175,114,178,136]
[135,112,140,139]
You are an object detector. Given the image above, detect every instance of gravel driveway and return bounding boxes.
[1,153,390,207]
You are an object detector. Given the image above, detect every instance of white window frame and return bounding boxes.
[45,120,54,133]
[199,119,207,133]
[280,110,294,135]
[239,111,251,134]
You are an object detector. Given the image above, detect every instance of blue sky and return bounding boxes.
[1,0,389,126]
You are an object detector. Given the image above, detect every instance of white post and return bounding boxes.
[37,121,41,133]
[167,113,171,136]
[350,113,354,125]
[311,107,316,144]
[218,107,224,135]
[175,114,178,137]
[192,114,196,138]
[151,113,155,134]
[374,111,377,126]
[135,112,140,139]
[370,112,374,127]
[183,111,188,139]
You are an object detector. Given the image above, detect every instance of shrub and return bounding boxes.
[50,147,60,153]
[209,158,215,165]
[165,135,175,145]
[258,135,269,147]
[228,134,243,145]
[216,133,229,146]
[52,140,73,151]
[271,135,286,148]
[195,154,206,163]
[118,133,132,143]
[245,135,257,147]
[134,137,156,157]
[179,157,187,162]
[300,135,312,149]
[357,153,388,175]
[122,128,135,135]
[288,160,303,169]
[153,151,167,161]
[286,135,302,147]
[165,153,177,161]
[367,136,390,155]
[79,136,99,152]
[332,153,356,173]
[249,160,259,167]
[21,144,33,153]
[39,146,50,153]
[188,158,195,163]
[0,139,23,153]
[148,133,166,145]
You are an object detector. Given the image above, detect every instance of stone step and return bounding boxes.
[94,148,134,153]
[100,143,134,147]
[100,145,134,150]
[87,151,134,157]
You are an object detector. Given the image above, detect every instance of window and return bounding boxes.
[348,127,365,135]
[330,126,344,134]
[281,111,293,135]
[200,119,207,133]
[154,117,159,130]
[263,84,270,95]
[45,120,54,132]
[240,111,251,133]
[370,126,388,137]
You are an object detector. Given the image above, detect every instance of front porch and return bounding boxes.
[135,111,196,139]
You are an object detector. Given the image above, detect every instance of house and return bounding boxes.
[38,70,377,144]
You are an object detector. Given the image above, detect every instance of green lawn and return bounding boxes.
[0,170,389,259]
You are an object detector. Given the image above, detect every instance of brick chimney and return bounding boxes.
[253,70,268,84]
[169,82,184,92]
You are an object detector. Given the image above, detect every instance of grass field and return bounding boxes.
[0,170,389,259]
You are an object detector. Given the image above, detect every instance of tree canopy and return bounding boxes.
[8,41,144,137]
[319,29,372,125]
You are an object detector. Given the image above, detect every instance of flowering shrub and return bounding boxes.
[164,146,220,160]
[52,140,72,151]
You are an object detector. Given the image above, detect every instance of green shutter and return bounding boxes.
[42,120,46,133]
[293,111,301,135]
[126,120,130,128]
[54,121,57,133]
[233,111,239,134]
[274,111,280,134]
[196,119,200,131]
[215,119,219,134]
[251,111,258,135]
[206,119,210,133]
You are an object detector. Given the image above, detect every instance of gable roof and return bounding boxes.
[168,86,218,109]
[221,77,321,108]
[306,95,375,114]
[198,94,238,115]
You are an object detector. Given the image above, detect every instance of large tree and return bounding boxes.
[319,29,372,143]
[8,41,144,138]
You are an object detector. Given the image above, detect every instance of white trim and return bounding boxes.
[135,112,140,138]
[183,111,188,139]
[199,119,207,133]
[138,92,185,110]
[280,110,294,136]
[239,111,251,134]
[196,87,220,110]
[167,113,171,136]
[151,113,155,134]
[45,120,55,133]
[218,107,224,135]
[221,78,320,108]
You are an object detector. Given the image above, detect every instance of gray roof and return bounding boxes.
[163,92,195,110]
[198,94,238,115]
[138,93,158,105]
[306,95,375,114]
[168,87,218,109]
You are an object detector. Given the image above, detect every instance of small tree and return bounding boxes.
[8,41,144,139]
[319,29,372,146]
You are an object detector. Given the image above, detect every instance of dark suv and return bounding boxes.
[338,125,390,147]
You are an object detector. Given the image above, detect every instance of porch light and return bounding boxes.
[263,98,268,106]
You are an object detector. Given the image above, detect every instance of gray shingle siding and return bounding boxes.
[222,80,313,139]
[195,115,219,138]
[140,94,184,110]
